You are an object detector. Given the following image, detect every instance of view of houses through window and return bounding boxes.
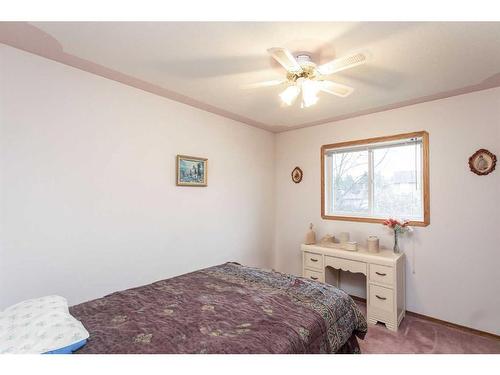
[324,137,423,221]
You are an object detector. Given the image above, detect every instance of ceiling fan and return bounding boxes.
[243,47,370,108]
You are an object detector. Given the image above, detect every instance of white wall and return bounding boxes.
[274,87,500,335]
[0,45,275,307]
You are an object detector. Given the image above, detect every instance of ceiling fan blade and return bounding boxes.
[267,48,303,74]
[317,50,370,76]
[240,79,286,89]
[319,81,354,98]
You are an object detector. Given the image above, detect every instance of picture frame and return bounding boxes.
[176,155,208,186]
[468,149,497,176]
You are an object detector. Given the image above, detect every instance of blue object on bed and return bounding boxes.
[43,339,88,354]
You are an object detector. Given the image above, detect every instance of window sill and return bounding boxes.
[321,214,430,227]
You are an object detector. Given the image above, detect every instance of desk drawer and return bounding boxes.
[369,264,394,286]
[304,252,323,270]
[325,256,366,275]
[303,269,324,283]
[369,284,394,313]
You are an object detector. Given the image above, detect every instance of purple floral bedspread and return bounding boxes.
[70,263,367,354]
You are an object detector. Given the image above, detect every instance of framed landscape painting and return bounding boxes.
[176,155,208,187]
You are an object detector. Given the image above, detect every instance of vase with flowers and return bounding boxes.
[382,218,412,253]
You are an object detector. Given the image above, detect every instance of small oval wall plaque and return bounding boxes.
[291,167,303,183]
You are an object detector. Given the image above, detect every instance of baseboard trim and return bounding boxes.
[349,295,500,340]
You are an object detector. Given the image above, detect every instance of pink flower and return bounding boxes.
[382,218,412,235]
[383,218,398,228]
[382,218,410,229]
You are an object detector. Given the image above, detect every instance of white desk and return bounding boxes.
[301,243,405,331]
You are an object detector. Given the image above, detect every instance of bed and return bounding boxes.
[70,262,367,354]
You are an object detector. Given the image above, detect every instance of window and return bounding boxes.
[321,131,429,226]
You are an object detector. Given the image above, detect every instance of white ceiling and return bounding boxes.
[28,22,500,131]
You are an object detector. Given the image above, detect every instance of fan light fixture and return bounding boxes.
[242,48,370,109]
[280,78,320,108]
[279,85,300,106]
[298,78,320,108]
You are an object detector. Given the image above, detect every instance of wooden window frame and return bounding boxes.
[321,131,430,227]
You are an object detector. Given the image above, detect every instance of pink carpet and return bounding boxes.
[355,301,500,354]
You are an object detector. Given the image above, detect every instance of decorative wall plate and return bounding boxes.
[291,167,303,183]
[468,149,496,176]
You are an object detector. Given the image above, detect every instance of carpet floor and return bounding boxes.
[354,301,500,354]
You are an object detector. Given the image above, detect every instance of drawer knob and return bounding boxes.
[375,295,387,300]
[310,276,318,280]
[310,258,319,262]
[375,271,387,276]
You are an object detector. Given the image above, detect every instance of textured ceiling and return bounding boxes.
[3,22,500,132]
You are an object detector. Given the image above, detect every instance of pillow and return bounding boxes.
[0,295,89,354]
